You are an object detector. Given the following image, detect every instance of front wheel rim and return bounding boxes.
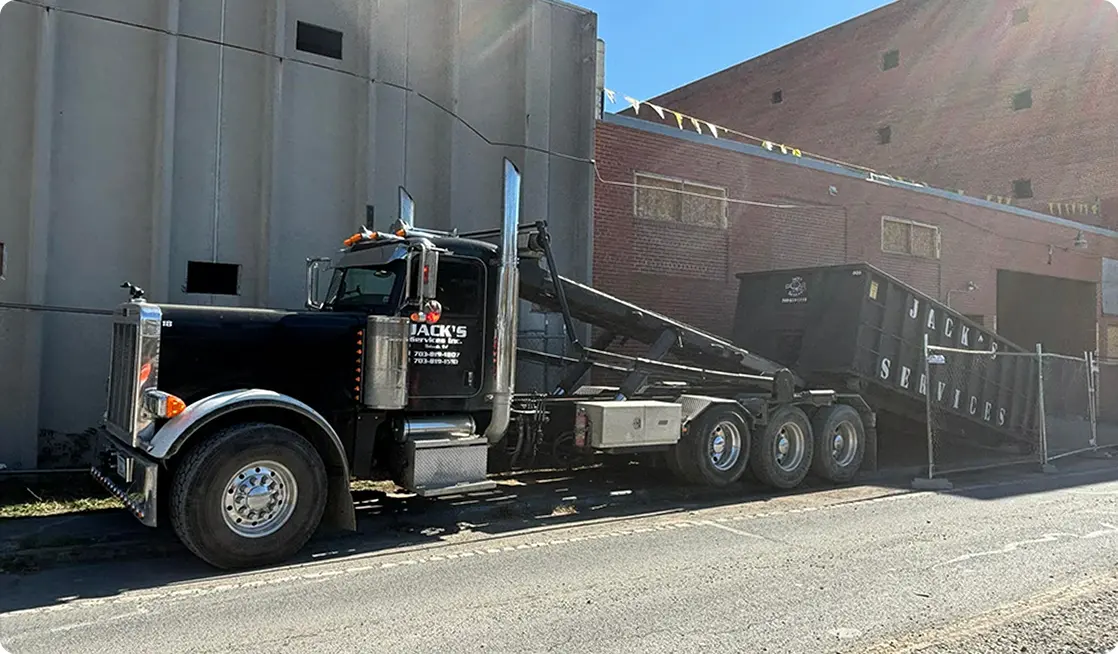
[221,460,298,539]
[773,422,806,472]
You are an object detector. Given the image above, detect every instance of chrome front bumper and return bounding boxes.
[90,431,159,527]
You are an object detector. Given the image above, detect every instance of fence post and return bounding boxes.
[1087,350,1099,450]
[1036,343,1052,471]
[924,333,935,480]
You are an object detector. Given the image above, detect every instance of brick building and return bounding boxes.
[593,113,1118,358]
[633,0,1118,229]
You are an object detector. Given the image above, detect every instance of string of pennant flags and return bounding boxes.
[602,87,937,191]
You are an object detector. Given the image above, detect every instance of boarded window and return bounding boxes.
[882,49,900,71]
[881,216,940,259]
[1013,179,1034,199]
[634,173,727,228]
[1102,258,1118,316]
[634,174,681,222]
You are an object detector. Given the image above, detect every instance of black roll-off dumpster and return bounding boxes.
[732,263,1039,444]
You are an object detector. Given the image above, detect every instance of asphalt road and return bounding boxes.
[3,466,1118,653]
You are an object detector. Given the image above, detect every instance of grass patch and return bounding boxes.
[0,474,118,519]
[350,479,401,494]
[0,496,120,519]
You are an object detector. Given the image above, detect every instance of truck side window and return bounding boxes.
[328,262,403,313]
[436,258,484,317]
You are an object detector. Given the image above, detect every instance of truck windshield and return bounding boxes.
[325,262,404,314]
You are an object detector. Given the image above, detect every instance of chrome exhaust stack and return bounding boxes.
[485,159,522,444]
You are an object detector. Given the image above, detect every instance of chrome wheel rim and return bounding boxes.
[221,460,298,539]
[709,421,743,472]
[831,421,859,467]
[774,421,806,472]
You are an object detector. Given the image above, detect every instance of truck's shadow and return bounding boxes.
[3,455,1118,616]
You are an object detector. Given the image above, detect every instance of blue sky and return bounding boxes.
[575,0,894,104]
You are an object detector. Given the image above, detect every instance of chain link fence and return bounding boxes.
[923,342,1043,480]
[1093,357,1118,451]
[921,339,1113,485]
[1042,352,1097,461]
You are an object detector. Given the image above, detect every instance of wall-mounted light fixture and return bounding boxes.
[1074,230,1088,249]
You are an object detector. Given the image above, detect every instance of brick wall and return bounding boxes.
[632,0,1118,228]
[594,118,1118,355]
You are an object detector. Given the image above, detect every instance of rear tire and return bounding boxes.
[750,405,814,490]
[809,404,866,484]
[170,422,328,570]
[671,405,751,487]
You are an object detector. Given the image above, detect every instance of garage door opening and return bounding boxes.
[996,270,1096,356]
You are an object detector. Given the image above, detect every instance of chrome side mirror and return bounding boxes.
[305,257,332,310]
[399,187,415,228]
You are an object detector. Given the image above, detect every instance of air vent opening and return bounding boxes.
[296,21,343,60]
[185,261,241,296]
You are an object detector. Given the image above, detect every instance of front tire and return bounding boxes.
[750,405,814,490]
[170,422,328,570]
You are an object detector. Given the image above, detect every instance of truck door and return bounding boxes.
[407,256,485,399]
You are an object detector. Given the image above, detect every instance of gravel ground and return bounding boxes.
[862,574,1118,654]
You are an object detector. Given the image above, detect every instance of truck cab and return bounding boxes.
[91,160,525,570]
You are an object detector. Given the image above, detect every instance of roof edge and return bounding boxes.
[601,112,1118,239]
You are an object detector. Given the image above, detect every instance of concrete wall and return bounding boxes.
[634,0,1118,229]
[0,0,598,469]
[594,114,1118,355]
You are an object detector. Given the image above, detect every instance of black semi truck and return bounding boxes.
[92,159,878,570]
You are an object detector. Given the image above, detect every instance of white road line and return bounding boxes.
[699,520,774,541]
[932,522,1118,569]
[48,608,150,634]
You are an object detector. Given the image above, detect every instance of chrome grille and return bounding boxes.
[106,320,140,439]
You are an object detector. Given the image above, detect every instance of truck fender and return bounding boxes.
[148,389,356,532]
[678,395,754,427]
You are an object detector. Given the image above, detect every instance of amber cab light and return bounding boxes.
[144,390,186,419]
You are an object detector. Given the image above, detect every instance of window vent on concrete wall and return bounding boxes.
[882,49,900,71]
[1012,7,1030,25]
[0,241,6,280]
[878,125,892,145]
[296,21,343,60]
[185,261,241,296]
[881,216,940,259]
[634,172,728,229]
[1013,179,1034,199]
[1012,89,1033,111]
[771,89,783,104]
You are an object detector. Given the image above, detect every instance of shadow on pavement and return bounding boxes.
[2,454,1117,616]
